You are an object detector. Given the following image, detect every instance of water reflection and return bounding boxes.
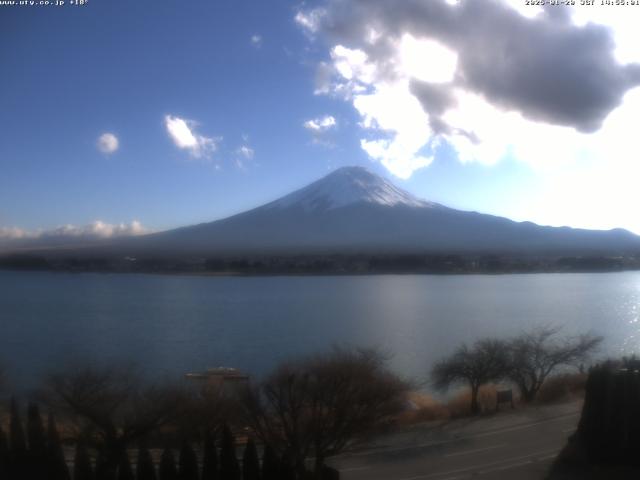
[1,270,640,390]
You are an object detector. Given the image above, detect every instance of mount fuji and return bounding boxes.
[121,166,640,256]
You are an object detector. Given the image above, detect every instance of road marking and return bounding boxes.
[444,443,506,458]
[396,448,558,480]
[340,466,371,472]
[339,412,578,459]
[436,453,558,480]
[469,413,579,440]
[473,453,557,477]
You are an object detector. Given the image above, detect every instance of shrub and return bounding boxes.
[0,425,9,478]
[536,373,587,404]
[261,445,279,480]
[241,438,260,480]
[395,393,450,424]
[9,398,27,478]
[159,448,179,480]
[201,431,219,480]
[47,413,71,480]
[220,425,240,480]
[136,444,157,480]
[117,452,135,480]
[446,385,498,418]
[178,441,199,480]
[73,443,94,480]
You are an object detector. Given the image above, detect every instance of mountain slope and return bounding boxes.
[126,166,640,256]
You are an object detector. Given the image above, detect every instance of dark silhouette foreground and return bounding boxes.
[549,358,640,479]
[1,347,408,479]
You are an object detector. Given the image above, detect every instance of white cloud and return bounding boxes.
[48,220,148,238]
[97,133,119,154]
[164,115,220,159]
[320,44,437,177]
[355,80,435,178]
[304,115,337,132]
[398,34,457,84]
[0,221,149,242]
[237,145,255,160]
[234,136,256,170]
[297,0,640,184]
[501,0,544,19]
[303,115,338,148]
[568,6,640,64]
[250,34,263,47]
[314,62,335,95]
[501,1,640,63]
[295,9,326,33]
[308,36,494,177]
[0,226,29,240]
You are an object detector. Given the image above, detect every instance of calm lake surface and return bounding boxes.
[1,270,640,390]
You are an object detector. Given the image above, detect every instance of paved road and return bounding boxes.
[330,402,581,480]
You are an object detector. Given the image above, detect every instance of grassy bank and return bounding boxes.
[398,372,587,425]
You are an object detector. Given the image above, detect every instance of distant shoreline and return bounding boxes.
[1,251,639,277]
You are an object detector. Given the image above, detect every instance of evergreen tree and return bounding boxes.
[117,451,135,480]
[201,431,219,480]
[96,449,117,480]
[242,438,260,480]
[179,441,199,480]
[278,452,296,480]
[220,425,240,480]
[159,448,179,480]
[27,403,47,478]
[136,443,157,480]
[0,425,9,479]
[47,413,71,480]
[9,398,27,479]
[320,466,340,480]
[27,403,46,456]
[73,443,95,480]
[9,398,27,451]
[260,445,279,480]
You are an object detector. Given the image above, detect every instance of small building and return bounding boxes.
[185,367,250,391]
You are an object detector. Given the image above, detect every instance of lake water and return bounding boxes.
[1,270,640,391]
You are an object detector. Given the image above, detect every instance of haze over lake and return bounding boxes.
[1,270,639,391]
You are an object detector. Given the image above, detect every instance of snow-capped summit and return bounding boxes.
[267,166,435,211]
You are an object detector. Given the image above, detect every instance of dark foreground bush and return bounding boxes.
[0,399,342,480]
[549,359,640,478]
[536,373,587,404]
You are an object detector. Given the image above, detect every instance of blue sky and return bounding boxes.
[2,0,640,238]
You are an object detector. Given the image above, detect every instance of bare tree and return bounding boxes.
[507,326,602,403]
[175,381,241,440]
[40,365,187,476]
[431,339,509,415]
[242,347,409,478]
